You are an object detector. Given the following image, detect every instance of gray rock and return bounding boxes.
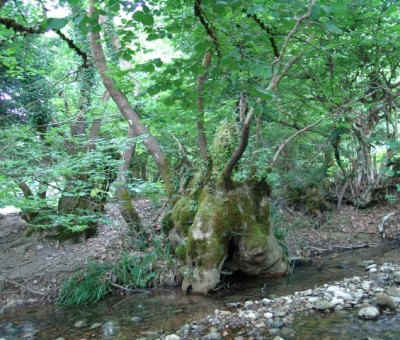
[203,330,222,340]
[313,299,334,311]
[73,320,87,328]
[376,293,396,311]
[102,320,120,337]
[386,286,400,297]
[89,322,102,329]
[280,327,294,337]
[361,260,375,268]
[358,306,380,320]
[393,271,400,284]
[131,316,143,323]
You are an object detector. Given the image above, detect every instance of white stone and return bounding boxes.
[244,300,254,307]
[358,306,380,320]
[326,286,353,301]
[264,312,273,319]
[262,298,272,305]
[165,335,181,340]
[361,281,371,291]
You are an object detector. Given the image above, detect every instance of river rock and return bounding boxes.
[313,299,335,311]
[102,320,120,337]
[376,293,396,311]
[165,335,181,340]
[203,329,221,340]
[360,260,375,268]
[358,306,380,320]
[326,286,353,300]
[393,271,400,283]
[386,286,400,297]
[89,322,102,329]
[73,320,87,328]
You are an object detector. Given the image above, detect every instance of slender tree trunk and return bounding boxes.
[89,0,173,198]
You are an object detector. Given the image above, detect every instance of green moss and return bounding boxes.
[245,223,269,249]
[210,121,239,178]
[171,196,198,235]
[175,242,187,260]
[161,211,174,234]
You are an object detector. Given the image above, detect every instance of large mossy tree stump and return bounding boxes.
[169,180,287,294]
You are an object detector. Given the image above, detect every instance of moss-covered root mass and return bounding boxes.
[177,182,288,294]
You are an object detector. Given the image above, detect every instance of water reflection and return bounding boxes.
[0,320,37,340]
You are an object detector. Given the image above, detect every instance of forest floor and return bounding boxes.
[1,199,400,313]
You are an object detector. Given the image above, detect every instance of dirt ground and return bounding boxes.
[0,199,399,312]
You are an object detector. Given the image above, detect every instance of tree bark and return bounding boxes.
[89,0,173,198]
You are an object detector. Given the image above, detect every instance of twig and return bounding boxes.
[152,200,168,225]
[4,279,46,296]
[270,119,322,168]
[109,282,150,295]
[332,244,370,250]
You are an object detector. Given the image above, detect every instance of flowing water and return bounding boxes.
[1,243,400,339]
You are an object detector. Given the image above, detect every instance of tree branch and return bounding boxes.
[0,16,89,67]
[197,51,212,166]
[55,30,89,68]
[246,12,279,58]
[222,107,254,187]
[194,0,220,55]
[270,118,322,168]
[89,0,173,197]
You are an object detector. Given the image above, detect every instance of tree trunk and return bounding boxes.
[89,0,173,198]
[115,125,142,232]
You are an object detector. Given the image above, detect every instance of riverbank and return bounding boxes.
[162,259,400,340]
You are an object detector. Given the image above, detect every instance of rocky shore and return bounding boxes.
[159,261,400,340]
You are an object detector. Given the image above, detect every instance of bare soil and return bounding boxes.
[1,199,399,312]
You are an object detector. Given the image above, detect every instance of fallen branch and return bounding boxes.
[109,282,150,295]
[332,244,370,250]
[4,279,46,296]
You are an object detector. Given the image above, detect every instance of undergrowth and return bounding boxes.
[58,244,171,305]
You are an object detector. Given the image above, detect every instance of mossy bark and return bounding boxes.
[169,180,288,294]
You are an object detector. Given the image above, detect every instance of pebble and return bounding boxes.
[73,320,87,328]
[90,322,102,329]
[313,299,334,311]
[358,306,380,320]
[165,335,181,340]
[393,271,400,283]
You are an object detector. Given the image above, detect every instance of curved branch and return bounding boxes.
[89,0,173,197]
[222,107,254,187]
[270,118,322,168]
[0,17,89,67]
[194,0,220,55]
[246,12,279,58]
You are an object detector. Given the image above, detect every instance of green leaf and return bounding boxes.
[133,11,154,26]
[325,22,343,34]
[250,87,273,100]
[46,17,70,31]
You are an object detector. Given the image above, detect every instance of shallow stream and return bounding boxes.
[1,243,400,339]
